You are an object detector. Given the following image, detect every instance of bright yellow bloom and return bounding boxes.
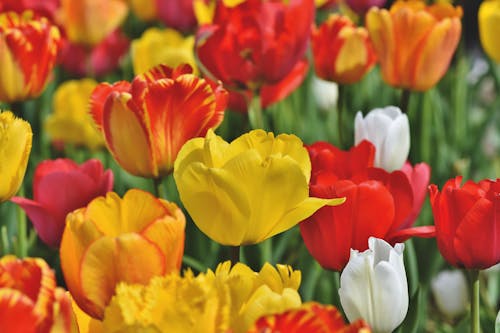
[57,0,128,46]
[366,0,462,91]
[131,28,197,75]
[479,0,500,63]
[174,129,345,246]
[128,0,157,21]
[45,79,104,150]
[0,111,32,202]
[101,261,301,333]
[194,0,246,24]
[60,189,186,320]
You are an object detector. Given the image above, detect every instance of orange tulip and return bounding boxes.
[0,11,61,103]
[0,255,76,333]
[57,0,128,46]
[90,64,228,178]
[312,14,376,84]
[59,189,186,319]
[366,1,462,91]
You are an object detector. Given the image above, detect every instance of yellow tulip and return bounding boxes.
[131,28,197,75]
[0,111,32,202]
[60,189,186,320]
[101,261,301,333]
[173,129,345,246]
[479,0,500,63]
[45,79,104,150]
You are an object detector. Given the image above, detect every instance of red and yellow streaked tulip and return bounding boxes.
[248,302,371,333]
[0,255,76,333]
[90,64,228,178]
[174,129,345,246]
[0,111,32,203]
[59,189,186,319]
[56,0,128,46]
[366,1,462,91]
[45,79,104,150]
[131,27,197,75]
[100,261,301,333]
[312,14,377,84]
[0,11,61,103]
[479,0,500,63]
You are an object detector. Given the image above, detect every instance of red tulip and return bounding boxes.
[156,0,197,32]
[345,0,386,15]
[58,29,130,77]
[300,141,435,271]
[11,158,113,248]
[401,162,431,228]
[196,0,314,94]
[429,177,499,269]
[0,0,60,20]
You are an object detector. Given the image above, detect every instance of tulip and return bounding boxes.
[101,261,301,333]
[0,255,75,333]
[173,129,345,246]
[312,76,339,112]
[366,1,462,91]
[11,158,113,248]
[57,0,128,46]
[128,0,156,21]
[45,79,104,150]
[400,162,431,228]
[196,0,314,93]
[58,30,130,77]
[157,0,198,32]
[90,64,228,178]
[431,270,469,318]
[312,14,376,84]
[0,11,61,103]
[0,111,32,203]
[131,27,197,75]
[300,141,435,271]
[345,0,386,15]
[339,237,408,333]
[0,0,59,20]
[429,177,500,269]
[479,0,500,63]
[59,189,186,319]
[315,0,339,9]
[248,302,371,332]
[354,106,410,172]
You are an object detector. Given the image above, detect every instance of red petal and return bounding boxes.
[90,81,131,129]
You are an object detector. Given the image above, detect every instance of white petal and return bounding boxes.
[381,114,410,171]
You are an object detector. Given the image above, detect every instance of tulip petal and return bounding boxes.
[0,289,39,333]
[89,81,131,130]
[79,234,166,319]
[382,113,410,171]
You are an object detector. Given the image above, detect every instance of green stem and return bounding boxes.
[400,89,412,114]
[229,245,240,265]
[337,84,345,148]
[152,177,166,199]
[16,186,27,258]
[260,238,272,265]
[248,93,264,129]
[469,269,481,333]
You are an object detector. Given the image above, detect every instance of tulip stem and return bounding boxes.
[469,269,481,333]
[16,186,28,258]
[229,246,240,264]
[400,89,411,114]
[248,93,264,129]
[152,177,166,199]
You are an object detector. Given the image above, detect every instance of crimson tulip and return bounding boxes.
[196,0,314,94]
[429,177,499,269]
[11,158,113,248]
[0,0,59,20]
[156,0,197,32]
[300,141,435,271]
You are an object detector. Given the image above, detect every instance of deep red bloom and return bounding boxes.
[156,0,197,32]
[429,177,500,270]
[300,141,435,271]
[196,0,314,93]
[11,158,113,248]
[58,29,130,77]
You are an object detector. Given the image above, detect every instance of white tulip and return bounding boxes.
[339,237,408,333]
[354,106,410,172]
[431,270,469,318]
[312,75,339,112]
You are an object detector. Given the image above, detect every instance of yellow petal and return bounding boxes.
[0,38,27,103]
[479,0,500,63]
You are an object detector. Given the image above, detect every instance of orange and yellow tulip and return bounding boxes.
[0,11,61,103]
[59,189,186,319]
[0,111,32,203]
[57,0,128,46]
[0,255,76,333]
[90,64,228,178]
[366,1,462,91]
[312,14,377,84]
